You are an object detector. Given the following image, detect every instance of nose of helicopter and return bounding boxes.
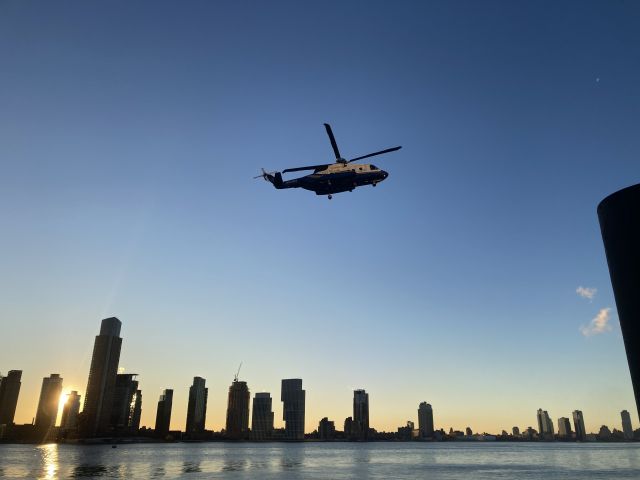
[381,170,389,180]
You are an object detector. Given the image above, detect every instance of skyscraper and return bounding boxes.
[598,184,640,417]
[34,374,63,431]
[573,410,586,441]
[621,410,633,440]
[557,417,572,438]
[251,392,274,440]
[536,409,545,436]
[81,317,123,436]
[281,379,305,440]
[0,370,22,426]
[60,391,81,431]
[418,402,434,438]
[155,389,173,438]
[536,409,554,439]
[111,373,140,432]
[353,389,369,441]
[225,380,250,439]
[186,377,208,436]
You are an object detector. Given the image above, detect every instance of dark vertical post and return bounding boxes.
[598,184,640,418]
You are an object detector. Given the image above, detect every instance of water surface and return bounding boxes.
[1,442,639,479]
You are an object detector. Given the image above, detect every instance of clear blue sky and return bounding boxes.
[1,0,639,433]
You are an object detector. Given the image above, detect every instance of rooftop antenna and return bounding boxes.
[234,361,242,382]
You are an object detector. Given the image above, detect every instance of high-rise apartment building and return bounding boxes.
[111,373,140,432]
[81,317,123,436]
[226,380,250,439]
[573,410,586,441]
[418,402,434,438]
[60,391,81,431]
[353,389,369,441]
[536,409,544,436]
[536,409,554,439]
[557,417,572,438]
[251,392,274,440]
[281,379,305,440]
[186,377,208,435]
[155,389,173,437]
[344,416,353,436]
[621,410,634,440]
[0,370,22,426]
[34,374,63,431]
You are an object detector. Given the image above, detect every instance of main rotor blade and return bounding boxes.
[348,146,402,163]
[282,164,330,174]
[324,123,342,160]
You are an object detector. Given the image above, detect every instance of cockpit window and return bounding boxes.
[370,165,377,170]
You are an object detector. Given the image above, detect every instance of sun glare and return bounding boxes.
[58,392,69,415]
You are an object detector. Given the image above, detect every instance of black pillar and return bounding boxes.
[598,184,640,418]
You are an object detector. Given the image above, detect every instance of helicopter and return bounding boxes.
[255,123,401,199]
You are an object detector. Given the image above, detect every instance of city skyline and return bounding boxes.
[1,317,637,437]
[1,0,639,437]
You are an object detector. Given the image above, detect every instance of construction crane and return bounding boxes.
[234,361,242,382]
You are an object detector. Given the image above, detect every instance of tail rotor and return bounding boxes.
[254,169,283,188]
[253,168,271,180]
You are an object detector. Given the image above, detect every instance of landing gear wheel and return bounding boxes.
[372,182,377,187]
[328,194,332,200]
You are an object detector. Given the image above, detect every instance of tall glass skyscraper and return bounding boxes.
[155,389,173,438]
[0,370,22,426]
[226,380,250,439]
[81,317,122,436]
[281,379,305,440]
[572,410,586,441]
[34,373,63,431]
[186,377,208,436]
[111,373,140,433]
[536,409,554,439]
[557,417,572,438]
[251,392,274,440]
[418,402,434,438]
[60,391,81,431]
[353,389,369,441]
[621,410,633,440]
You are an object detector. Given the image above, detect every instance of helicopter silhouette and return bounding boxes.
[255,123,401,199]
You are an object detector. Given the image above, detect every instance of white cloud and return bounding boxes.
[580,308,613,337]
[576,286,597,301]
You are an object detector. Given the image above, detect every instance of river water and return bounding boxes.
[1,442,640,479]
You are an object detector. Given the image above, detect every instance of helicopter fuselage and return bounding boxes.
[257,123,399,199]
[279,162,388,195]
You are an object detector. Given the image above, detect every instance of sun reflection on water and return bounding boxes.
[37,443,58,479]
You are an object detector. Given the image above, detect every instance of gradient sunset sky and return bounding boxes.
[1,0,640,435]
